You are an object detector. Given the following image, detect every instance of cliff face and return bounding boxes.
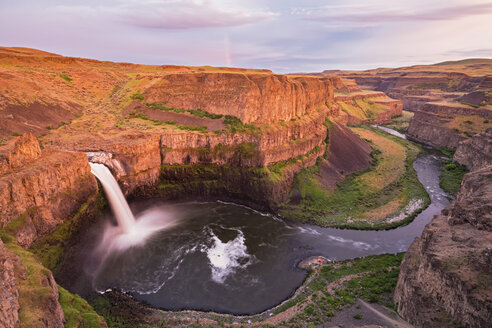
[395,165,492,327]
[407,103,492,149]
[143,73,334,124]
[0,136,97,248]
[454,128,492,171]
[0,238,20,328]
[327,77,402,125]
[84,110,328,209]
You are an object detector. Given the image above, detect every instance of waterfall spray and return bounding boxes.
[89,162,179,251]
[89,163,135,233]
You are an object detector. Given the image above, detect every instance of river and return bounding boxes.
[68,128,450,315]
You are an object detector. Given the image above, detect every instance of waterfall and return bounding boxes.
[89,163,135,233]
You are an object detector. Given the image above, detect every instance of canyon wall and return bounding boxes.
[0,135,97,248]
[395,129,492,327]
[142,73,334,124]
[85,109,328,210]
[407,103,492,149]
[0,238,20,328]
[454,127,492,171]
[395,164,492,327]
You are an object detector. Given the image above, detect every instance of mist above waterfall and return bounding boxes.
[89,163,179,253]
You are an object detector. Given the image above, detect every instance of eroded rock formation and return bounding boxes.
[407,103,492,148]
[395,164,492,328]
[0,239,20,328]
[454,127,492,171]
[143,73,334,124]
[0,135,97,248]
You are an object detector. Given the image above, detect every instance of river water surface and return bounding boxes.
[71,130,450,315]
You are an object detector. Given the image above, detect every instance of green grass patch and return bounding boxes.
[0,231,103,327]
[59,286,107,328]
[280,126,429,230]
[440,162,468,195]
[30,191,106,273]
[58,72,73,83]
[270,253,404,327]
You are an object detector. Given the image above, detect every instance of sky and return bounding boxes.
[1,0,491,73]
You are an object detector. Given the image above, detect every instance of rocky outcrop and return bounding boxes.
[318,122,373,189]
[332,92,402,125]
[0,134,41,174]
[142,73,334,124]
[0,239,20,328]
[407,103,492,148]
[0,144,97,248]
[454,128,492,171]
[315,60,492,113]
[395,165,492,327]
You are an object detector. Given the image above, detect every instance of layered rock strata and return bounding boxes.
[0,135,97,248]
[454,127,492,171]
[395,165,492,328]
[0,239,20,328]
[407,103,492,148]
[142,73,334,124]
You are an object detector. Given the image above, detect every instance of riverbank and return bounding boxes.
[278,125,429,230]
[87,253,407,328]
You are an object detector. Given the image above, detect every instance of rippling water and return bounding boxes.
[68,135,449,314]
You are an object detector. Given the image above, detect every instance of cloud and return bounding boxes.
[297,2,492,23]
[49,0,279,30]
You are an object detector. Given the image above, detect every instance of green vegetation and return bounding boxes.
[131,90,144,101]
[188,108,223,119]
[437,146,455,159]
[88,253,404,328]
[0,231,105,328]
[30,191,107,273]
[146,101,185,113]
[353,313,363,320]
[222,115,260,134]
[440,162,468,195]
[338,98,388,122]
[130,112,208,133]
[0,231,104,327]
[385,110,414,134]
[280,126,429,229]
[58,72,73,83]
[129,99,261,135]
[12,132,22,136]
[59,286,107,328]
[275,253,403,326]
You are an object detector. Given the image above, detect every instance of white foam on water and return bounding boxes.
[327,235,372,250]
[217,200,274,218]
[297,226,321,235]
[202,227,256,284]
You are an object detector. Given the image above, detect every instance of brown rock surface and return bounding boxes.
[407,102,492,148]
[454,127,492,171]
[394,166,492,328]
[143,73,334,124]
[318,122,373,189]
[0,134,42,174]
[0,149,97,247]
[0,239,20,328]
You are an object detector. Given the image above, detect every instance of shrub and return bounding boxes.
[12,132,22,136]
[131,90,144,101]
[58,73,72,83]
[353,314,363,320]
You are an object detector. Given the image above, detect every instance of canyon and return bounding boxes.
[319,59,492,150]
[0,47,490,328]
